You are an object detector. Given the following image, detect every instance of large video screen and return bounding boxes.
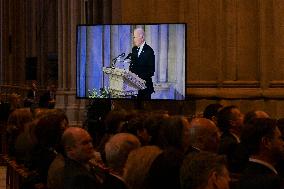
[76,24,186,100]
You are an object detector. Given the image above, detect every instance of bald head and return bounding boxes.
[254,110,269,118]
[190,118,216,128]
[62,127,94,162]
[189,118,220,152]
[62,127,85,147]
[244,110,270,125]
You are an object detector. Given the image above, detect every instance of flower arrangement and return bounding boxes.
[88,87,111,98]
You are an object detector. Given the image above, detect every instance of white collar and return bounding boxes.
[138,41,146,56]
[231,132,240,143]
[109,171,125,182]
[191,145,201,152]
[249,158,278,175]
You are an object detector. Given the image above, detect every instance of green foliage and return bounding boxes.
[88,87,111,98]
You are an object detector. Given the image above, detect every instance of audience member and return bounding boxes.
[97,109,129,163]
[145,147,184,189]
[180,152,230,189]
[120,111,167,146]
[243,110,269,125]
[14,119,39,166]
[47,153,65,189]
[62,127,102,189]
[123,146,162,189]
[226,110,269,173]
[103,133,141,189]
[276,118,284,178]
[137,112,168,146]
[30,110,68,183]
[9,93,22,113]
[6,108,33,156]
[217,105,244,155]
[119,111,148,137]
[203,103,223,125]
[188,118,220,153]
[156,115,191,154]
[238,118,284,189]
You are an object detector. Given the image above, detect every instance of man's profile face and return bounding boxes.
[270,127,284,160]
[133,30,144,47]
[230,108,244,131]
[71,130,95,162]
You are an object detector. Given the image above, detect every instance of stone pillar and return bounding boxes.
[57,0,87,126]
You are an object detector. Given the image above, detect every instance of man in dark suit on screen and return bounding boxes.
[129,27,155,100]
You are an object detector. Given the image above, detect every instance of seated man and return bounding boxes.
[243,109,269,125]
[238,118,284,189]
[188,117,220,153]
[103,133,141,189]
[47,153,65,189]
[62,127,102,189]
[203,103,223,125]
[180,152,230,189]
[217,105,244,155]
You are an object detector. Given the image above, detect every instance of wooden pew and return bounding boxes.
[0,154,46,189]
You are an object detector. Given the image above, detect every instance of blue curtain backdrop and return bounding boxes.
[77,24,186,100]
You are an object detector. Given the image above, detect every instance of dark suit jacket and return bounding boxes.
[64,157,101,189]
[39,91,55,108]
[237,161,284,189]
[27,89,37,99]
[218,132,239,155]
[25,89,38,107]
[102,173,128,189]
[129,43,155,96]
[218,132,249,174]
[144,147,184,189]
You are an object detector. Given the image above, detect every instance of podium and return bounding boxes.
[103,67,146,97]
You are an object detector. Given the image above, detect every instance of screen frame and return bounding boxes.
[76,23,187,101]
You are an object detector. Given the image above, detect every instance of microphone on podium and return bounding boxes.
[112,53,125,61]
[124,53,132,60]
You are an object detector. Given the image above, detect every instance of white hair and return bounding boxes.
[134,27,145,38]
[105,133,141,173]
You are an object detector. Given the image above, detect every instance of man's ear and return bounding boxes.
[261,136,272,149]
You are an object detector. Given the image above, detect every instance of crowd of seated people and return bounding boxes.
[3,101,284,189]
[3,107,68,188]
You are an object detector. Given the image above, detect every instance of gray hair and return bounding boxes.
[105,133,141,174]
